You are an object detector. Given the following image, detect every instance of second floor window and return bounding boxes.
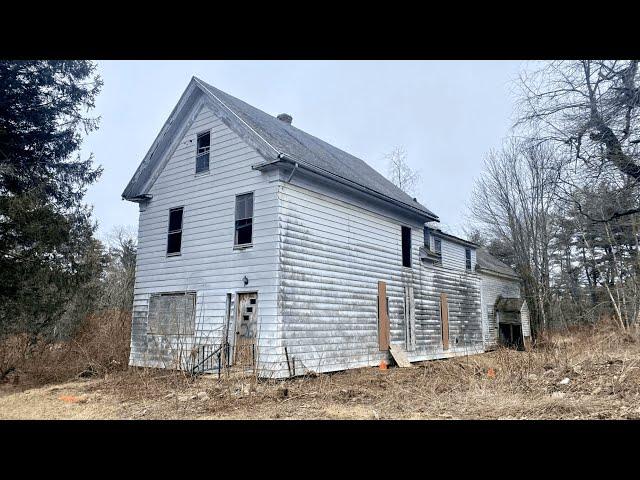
[167,207,183,255]
[434,237,442,256]
[401,226,412,268]
[196,131,210,173]
[424,226,430,249]
[465,248,472,271]
[235,193,254,246]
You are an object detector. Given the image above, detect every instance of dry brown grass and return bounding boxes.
[0,309,131,389]
[2,320,640,419]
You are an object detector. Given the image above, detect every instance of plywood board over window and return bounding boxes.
[147,292,196,336]
[440,293,449,350]
[377,281,389,351]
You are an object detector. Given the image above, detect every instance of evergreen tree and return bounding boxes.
[0,60,103,341]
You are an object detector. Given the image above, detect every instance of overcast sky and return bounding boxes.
[82,60,525,240]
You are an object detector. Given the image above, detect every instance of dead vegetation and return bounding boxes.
[0,309,131,390]
[1,319,639,419]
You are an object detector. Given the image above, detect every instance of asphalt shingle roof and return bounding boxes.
[195,79,437,219]
[476,248,519,279]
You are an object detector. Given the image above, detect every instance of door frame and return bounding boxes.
[233,290,259,365]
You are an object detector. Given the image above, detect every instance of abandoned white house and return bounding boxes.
[122,77,531,378]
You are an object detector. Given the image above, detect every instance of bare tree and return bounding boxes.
[471,138,563,338]
[517,60,640,217]
[385,146,421,197]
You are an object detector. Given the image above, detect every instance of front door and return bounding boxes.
[234,292,258,367]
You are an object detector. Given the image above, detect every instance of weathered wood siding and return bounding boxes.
[130,103,281,376]
[478,272,522,349]
[276,181,483,377]
[428,235,477,272]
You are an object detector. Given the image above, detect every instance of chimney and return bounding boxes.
[277,113,292,125]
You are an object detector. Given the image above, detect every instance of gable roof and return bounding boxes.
[475,248,519,280]
[122,77,438,221]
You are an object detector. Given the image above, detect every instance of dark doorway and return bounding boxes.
[499,323,524,350]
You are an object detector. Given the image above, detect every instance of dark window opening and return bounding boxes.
[401,226,411,268]
[433,237,442,266]
[465,248,472,271]
[196,131,210,173]
[235,193,254,246]
[424,226,430,249]
[499,323,524,350]
[249,298,256,305]
[434,237,442,255]
[167,207,183,255]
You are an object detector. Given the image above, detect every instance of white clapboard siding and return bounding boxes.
[276,182,484,377]
[478,272,522,349]
[428,235,477,272]
[130,104,281,376]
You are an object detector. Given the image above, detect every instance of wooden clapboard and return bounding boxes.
[389,344,413,368]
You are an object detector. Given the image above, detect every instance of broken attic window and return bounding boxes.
[196,131,210,173]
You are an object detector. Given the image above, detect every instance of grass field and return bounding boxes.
[1,321,639,420]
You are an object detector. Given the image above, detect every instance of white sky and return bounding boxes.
[82,60,525,240]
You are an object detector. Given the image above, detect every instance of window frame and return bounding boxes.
[195,130,211,174]
[401,226,412,268]
[147,291,196,335]
[166,206,184,256]
[465,248,472,271]
[424,226,431,250]
[433,236,442,266]
[234,191,254,248]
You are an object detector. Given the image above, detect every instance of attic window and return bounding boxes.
[401,226,411,268]
[167,207,183,255]
[424,226,430,249]
[235,193,254,246]
[196,131,210,173]
[465,248,472,271]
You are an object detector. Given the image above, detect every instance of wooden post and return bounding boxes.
[378,281,390,351]
[440,293,449,350]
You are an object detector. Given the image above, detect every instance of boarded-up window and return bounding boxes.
[377,281,390,351]
[235,193,254,246]
[147,292,196,335]
[440,293,449,350]
[401,226,411,268]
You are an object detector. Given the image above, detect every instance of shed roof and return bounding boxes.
[123,77,438,221]
[476,248,519,279]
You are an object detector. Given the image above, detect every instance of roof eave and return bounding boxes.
[254,153,439,222]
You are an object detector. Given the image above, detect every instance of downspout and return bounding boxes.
[286,162,299,183]
[267,152,438,222]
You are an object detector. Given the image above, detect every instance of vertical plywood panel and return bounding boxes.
[440,293,449,350]
[378,281,389,351]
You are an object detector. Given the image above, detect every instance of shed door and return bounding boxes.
[235,292,258,366]
[378,281,390,350]
[440,293,449,350]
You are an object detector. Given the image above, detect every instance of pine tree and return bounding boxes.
[0,61,103,340]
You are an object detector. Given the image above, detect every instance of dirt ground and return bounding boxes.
[2,324,640,420]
